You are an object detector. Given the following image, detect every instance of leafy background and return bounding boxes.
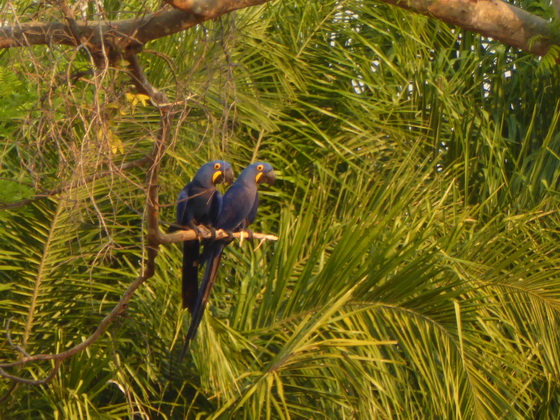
[0,0,559,418]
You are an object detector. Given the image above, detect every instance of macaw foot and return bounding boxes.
[190,225,202,238]
[244,228,254,240]
[208,227,217,241]
[225,229,235,240]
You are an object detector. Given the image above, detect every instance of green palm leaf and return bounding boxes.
[1,0,559,418]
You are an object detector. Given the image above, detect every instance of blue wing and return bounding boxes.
[178,185,221,312]
[209,189,223,227]
[245,192,259,229]
[176,186,192,227]
[175,185,196,311]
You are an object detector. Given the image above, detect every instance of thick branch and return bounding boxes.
[162,0,270,15]
[1,0,557,61]
[1,0,557,59]
[0,0,274,51]
[383,0,555,57]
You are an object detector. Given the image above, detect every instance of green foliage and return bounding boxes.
[0,66,37,121]
[0,179,34,204]
[1,0,560,418]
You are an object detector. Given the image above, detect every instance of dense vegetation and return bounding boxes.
[0,1,559,418]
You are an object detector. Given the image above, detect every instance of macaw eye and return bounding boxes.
[256,164,264,171]
[214,163,221,170]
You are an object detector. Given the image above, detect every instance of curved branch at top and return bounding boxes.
[0,0,273,51]
[1,0,556,59]
[162,0,271,15]
[384,0,555,57]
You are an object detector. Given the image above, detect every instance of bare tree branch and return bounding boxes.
[58,0,82,47]
[0,267,149,372]
[1,0,558,60]
[6,318,30,358]
[0,50,171,384]
[126,52,169,107]
[383,0,556,57]
[0,362,61,385]
[0,0,274,53]
[0,381,16,403]
[162,0,270,15]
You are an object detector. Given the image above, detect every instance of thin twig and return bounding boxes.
[6,318,30,358]
[0,381,17,403]
[0,361,61,385]
[0,156,151,210]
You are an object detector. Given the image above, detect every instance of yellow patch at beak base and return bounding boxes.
[212,171,223,183]
[255,172,264,183]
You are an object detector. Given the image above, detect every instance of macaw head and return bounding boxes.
[196,160,234,186]
[242,162,276,186]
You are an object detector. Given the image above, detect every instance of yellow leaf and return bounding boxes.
[136,94,150,107]
[109,132,125,154]
[125,92,151,107]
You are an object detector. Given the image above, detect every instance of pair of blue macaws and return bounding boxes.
[175,161,275,357]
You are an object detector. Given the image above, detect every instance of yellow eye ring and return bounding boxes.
[256,164,264,171]
[214,163,221,169]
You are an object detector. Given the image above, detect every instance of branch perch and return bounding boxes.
[161,227,279,244]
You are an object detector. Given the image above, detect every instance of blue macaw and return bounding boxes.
[180,162,276,357]
[175,160,234,313]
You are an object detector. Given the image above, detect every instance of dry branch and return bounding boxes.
[0,0,274,53]
[0,270,152,370]
[383,0,556,57]
[162,0,270,15]
[1,0,558,59]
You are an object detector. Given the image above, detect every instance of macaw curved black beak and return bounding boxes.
[257,168,276,185]
[212,166,234,185]
[224,166,234,185]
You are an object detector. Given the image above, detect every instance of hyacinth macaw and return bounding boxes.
[180,162,275,358]
[175,160,234,313]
